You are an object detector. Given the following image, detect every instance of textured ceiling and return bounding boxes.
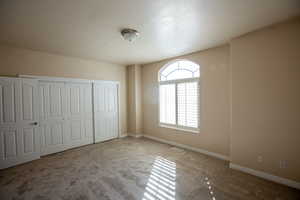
[0,0,300,65]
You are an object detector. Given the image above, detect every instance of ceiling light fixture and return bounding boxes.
[121,28,139,42]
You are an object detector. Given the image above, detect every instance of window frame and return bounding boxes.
[158,60,200,133]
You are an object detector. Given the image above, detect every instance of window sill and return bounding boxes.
[159,124,199,134]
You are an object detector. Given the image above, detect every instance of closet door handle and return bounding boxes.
[32,122,38,126]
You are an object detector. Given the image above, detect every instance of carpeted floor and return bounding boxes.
[0,137,299,200]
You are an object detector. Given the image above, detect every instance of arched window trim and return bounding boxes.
[158,59,200,133]
[158,59,200,83]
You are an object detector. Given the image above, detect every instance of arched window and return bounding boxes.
[159,60,200,81]
[159,60,200,131]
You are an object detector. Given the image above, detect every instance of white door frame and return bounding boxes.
[19,75,121,142]
[19,75,92,84]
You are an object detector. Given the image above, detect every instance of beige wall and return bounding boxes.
[230,18,300,182]
[127,65,136,134]
[142,45,230,157]
[135,65,143,134]
[0,45,127,135]
[127,64,143,135]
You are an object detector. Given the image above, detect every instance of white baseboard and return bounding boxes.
[230,163,300,189]
[135,134,143,138]
[119,134,128,138]
[143,135,229,161]
[127,133,143,138]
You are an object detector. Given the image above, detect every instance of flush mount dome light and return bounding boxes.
[121,28,139,42]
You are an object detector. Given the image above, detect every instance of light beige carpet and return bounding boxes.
[0,137,299,200]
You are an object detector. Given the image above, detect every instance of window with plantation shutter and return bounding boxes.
[159,60,200,132]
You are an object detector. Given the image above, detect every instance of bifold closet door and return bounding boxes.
[0,77,40,169]
[39,81,94,156]
[64,82,93,149]
[39,81,66,155]
[93,81,119,143]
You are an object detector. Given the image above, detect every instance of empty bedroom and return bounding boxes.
[0,0,300,199]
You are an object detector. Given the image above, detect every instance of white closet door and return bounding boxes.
[39,80,93,155]
[39,81,67,155]
[64,82,93,149]
[0,77,40,169]
[93,81,119,143]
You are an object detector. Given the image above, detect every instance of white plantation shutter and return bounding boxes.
[159,84,176,124]
[177,82,198,128]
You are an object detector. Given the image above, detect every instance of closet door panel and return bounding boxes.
[93,81,119,143]
[39,81,67,155]
[64,82,93,149]
[70,120,81,140]
[23,128,34,153]
[0,79,19,126]
[1,128,17,158]
[49,84,64,120]
[84,119,93,139]
[0,77,40,169]
[82,84,93,141]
